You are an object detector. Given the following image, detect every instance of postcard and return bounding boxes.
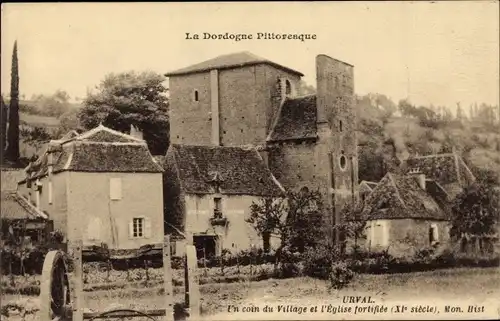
[1,2,499,321]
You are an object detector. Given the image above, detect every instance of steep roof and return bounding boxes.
[359,180,378,193]
[360,173,448,221]
[268,95,318,142]
[165,51,304,77]
[25,125,163,179]
[167,144,285,196]
[404,153,476,198]
[1,192,48,220]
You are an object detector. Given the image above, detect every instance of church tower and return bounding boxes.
[316,55,359,244]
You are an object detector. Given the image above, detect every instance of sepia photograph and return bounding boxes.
[1,2,499,320]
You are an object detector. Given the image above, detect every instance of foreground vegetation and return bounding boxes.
[2,267,499,320]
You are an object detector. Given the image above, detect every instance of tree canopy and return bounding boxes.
[78,71,170,155]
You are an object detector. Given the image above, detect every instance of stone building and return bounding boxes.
[163,51,358,250]
[17,124,165,251]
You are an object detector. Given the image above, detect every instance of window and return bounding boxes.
[285,79,292,96]
[429,223,439,245]
[370,220,388,248]
[339,120,343,132]
[194,90,199,102]
[129,217,151,238]
[214,197,222,218]
[339,151,347,171]
[110,178,122,200]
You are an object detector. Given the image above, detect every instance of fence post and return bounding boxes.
[163,235,174,321]
[185,244,200,320]
[69,240,83,321]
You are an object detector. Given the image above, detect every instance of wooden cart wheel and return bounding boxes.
[40,250,72,321]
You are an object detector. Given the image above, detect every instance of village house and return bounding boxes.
[163,51,359,252]
[16,124,165,251]
[1,168,50,246]
[358,172,451,257]
[354,151,477,257]
[159,144,285,257]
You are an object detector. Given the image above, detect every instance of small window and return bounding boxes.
[339,120,343,132]
[132,217,144,238]
[110,178,122,200]
[194,90,199,102]
[339,151,347,170]
[129,217,151,239]
[285,79,292,96]
[214,197,222,211]
[429,223,439,245]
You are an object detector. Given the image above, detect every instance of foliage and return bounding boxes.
[30,90,73,117]
[79,71,170,155]
[451,182,499,240]
[1,96,7,155]
[20,126,54,148]
[55,107,83,138]
[296,80,316,96]
[6,41,20,163]
[246,189,326,254]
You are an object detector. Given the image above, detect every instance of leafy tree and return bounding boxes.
[56,107,83,138]
[296,80,316,96]
[30,90,72,117]
[451,182,499,252]
[246,189,326,254]
[79,71,169,155]
[20,126,53,150]
[6,41,20,163]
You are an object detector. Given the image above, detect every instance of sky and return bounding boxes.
[1,2,499,112]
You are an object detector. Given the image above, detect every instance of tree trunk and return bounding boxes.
[0,96,7,156]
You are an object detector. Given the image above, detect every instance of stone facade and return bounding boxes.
[165,52,358,248]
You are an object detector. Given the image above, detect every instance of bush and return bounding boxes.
[329,261,355,290]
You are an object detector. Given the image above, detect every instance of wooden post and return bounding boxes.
[69,240,84,321]
[163,235,174,321]
[185,244,200,320]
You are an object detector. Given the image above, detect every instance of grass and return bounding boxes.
[2,267,499,320]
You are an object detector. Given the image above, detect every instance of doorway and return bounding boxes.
[193,235,220,259]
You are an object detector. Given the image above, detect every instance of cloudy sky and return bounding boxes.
[1,2,499,110]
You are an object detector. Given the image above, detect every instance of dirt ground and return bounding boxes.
[2,267,499,320]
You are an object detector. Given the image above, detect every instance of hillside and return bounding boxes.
[7,96,500,185]
[356,95,500,184]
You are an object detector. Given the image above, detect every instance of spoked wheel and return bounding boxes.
[40,251,72,321]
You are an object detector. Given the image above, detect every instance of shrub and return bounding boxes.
[329,261,355,290]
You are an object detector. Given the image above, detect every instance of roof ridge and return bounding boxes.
[387,173,407,208]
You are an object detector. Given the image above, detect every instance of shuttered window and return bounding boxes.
[87,217,102,241]
[129,217,151,239]
[371,220,388,247]
[110,178,122,200]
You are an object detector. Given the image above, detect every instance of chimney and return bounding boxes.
[316,54,354,127]
[130,125,144,140]
[416,173,426,190]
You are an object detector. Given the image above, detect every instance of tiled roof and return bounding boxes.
[167,144,285,196]
[360,173,448,221]
[359,180,378,193]
[165,51,304,77]
[25,125,163,178]
[404,153,476,196]
[1,192,47,220]
[268,95,317,142]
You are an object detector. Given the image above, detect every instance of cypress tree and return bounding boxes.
[6,41,20,163]
[0,95,7,158]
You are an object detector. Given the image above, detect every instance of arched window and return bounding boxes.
[339,150,347,170]
[285,79,292,96]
